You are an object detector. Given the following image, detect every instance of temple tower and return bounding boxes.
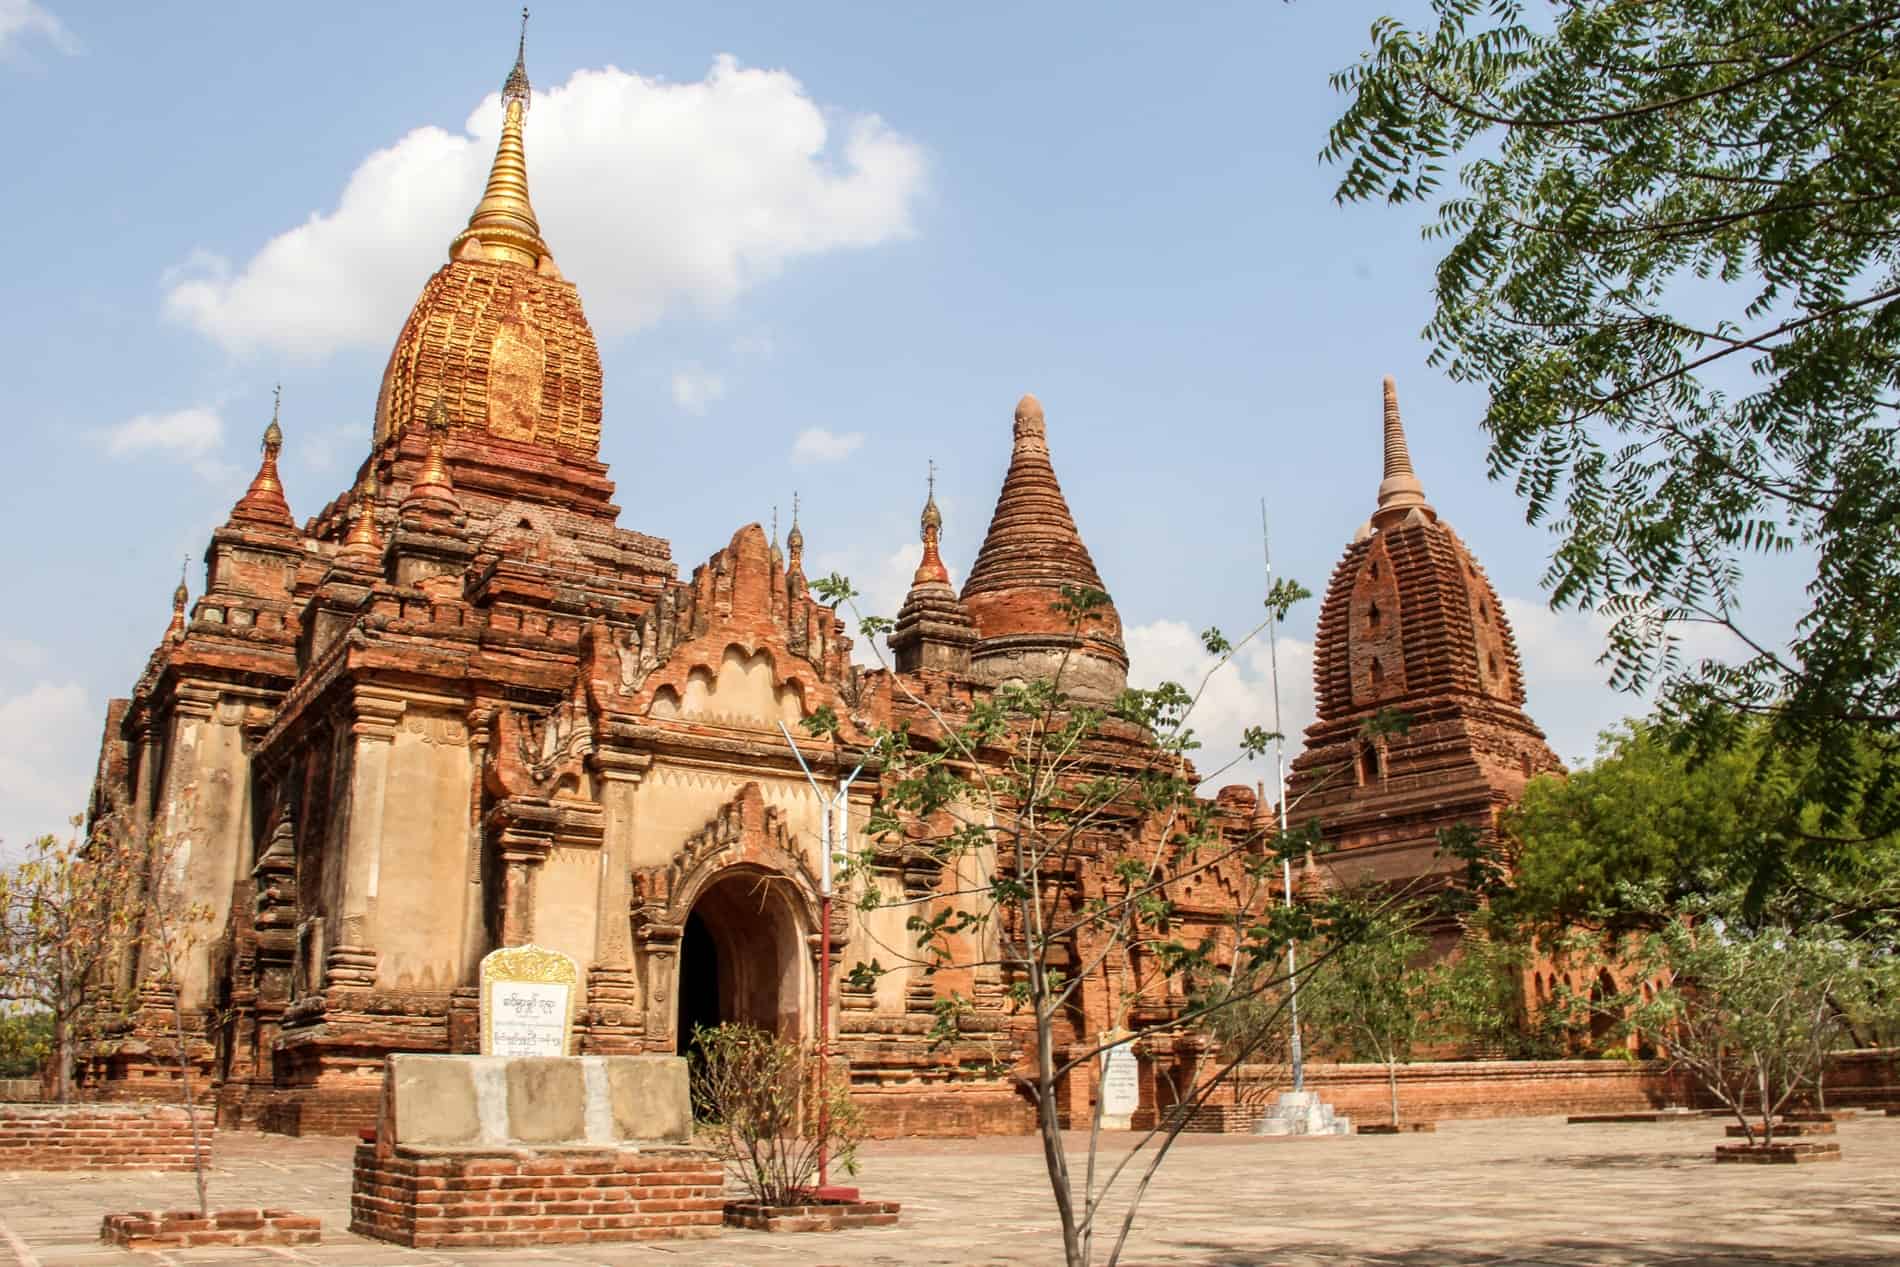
[962,394,1127,703]
[890,468,978,674]
[1287,377,1563,896]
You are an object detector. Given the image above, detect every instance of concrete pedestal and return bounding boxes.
[350,1055,723,1249]
[1252,1091,1353,1137]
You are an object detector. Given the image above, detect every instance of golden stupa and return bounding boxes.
[371,15,603,458]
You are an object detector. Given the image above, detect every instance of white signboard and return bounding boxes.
[1100,1041,1141,1119]
[480,944,579,1058]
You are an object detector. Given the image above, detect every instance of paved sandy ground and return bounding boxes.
[0,1114,1894,1265]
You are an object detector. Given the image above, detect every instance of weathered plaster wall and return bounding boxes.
[374,716,474,991]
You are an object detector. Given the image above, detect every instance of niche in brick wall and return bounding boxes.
[1348,535,1405,708]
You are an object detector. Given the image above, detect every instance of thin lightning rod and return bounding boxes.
[1262,497,1304,1095]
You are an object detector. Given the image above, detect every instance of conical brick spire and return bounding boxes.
[962,394,1126,701]
[230,390,296,531]
[1371,375,1433,530]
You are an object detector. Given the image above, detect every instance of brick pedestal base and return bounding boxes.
[1713,1141,1842,1164]
[350,1143,724,1248]
[723,1198,901,1232]
[101,1208,319,1250]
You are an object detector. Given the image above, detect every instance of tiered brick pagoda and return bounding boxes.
[1287,378,1563,925]
[82,38,1562,1135]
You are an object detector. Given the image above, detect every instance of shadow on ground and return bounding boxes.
[1191,1242,1900,1267]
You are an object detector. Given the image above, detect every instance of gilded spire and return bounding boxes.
[339,472,385,569]
[167,561,189,642]
[231,387,295,529]
[915,460,948,585]
[1372,375,1433,529]
[449,9,550,269]
[263,384,284,451]
[414,399,455,492]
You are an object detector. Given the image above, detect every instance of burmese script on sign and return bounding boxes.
[489,981,571,1058]
[1101,1043,1140,1118]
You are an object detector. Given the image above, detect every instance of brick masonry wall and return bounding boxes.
[851,1086,1036,1138]
[0,1104,210,1170]
[257,1088,382,1138]
[350,1143,725,1248]
[1170,1051,1900,1131]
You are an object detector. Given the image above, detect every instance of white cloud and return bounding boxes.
[1126,619,1315,798]
[165,57,927,361]
[0,680,95,858]
[101,406,222,459]
[0,1,76,59]
[1503,596,1745,766]
[792,426,863,464]
[671,365,727,415]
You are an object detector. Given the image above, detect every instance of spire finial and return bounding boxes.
[450,10,548,268]
[505,8,531,109]
[167,559,189,642]
[785,491,804,563]
[1371,375,1433,529]
[233,390,295,527]
[915,461,948,584]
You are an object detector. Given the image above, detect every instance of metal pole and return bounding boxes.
[816,796,831,1189]
[1263,499,1304,1093]
[776,723,867,1193]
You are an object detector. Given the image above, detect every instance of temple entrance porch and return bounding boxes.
[673,866,810,1056]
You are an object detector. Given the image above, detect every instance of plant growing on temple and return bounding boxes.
[811,573,1389,1267]
[1323,1,1900,893]
[0,818,152,1102]
[688,1022,863,1207]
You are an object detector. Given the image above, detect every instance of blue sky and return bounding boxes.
[0,1,1796,851]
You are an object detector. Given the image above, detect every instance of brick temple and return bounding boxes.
[81,39,1560,1136]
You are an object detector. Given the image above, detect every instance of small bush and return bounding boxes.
[689,1022,862,1206]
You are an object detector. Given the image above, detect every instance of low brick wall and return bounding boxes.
[1174,1049,1900,1131]
[0,1103,210,1170]
[101,1208,319,1249]
[350,1143,725,1248]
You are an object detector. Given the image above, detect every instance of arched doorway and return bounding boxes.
[674,867,810,1055]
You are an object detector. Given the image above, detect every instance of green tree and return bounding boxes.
[1494,719,1900,931]
[0,821,153,1102]
[0,1011,52,1081]
[1323,1,1900,879]
[1550,883,1885,1145]
[810,575,1381,1267]
[1294,890,1431,1126]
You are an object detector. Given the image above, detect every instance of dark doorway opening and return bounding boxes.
[677,909,721,1056]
